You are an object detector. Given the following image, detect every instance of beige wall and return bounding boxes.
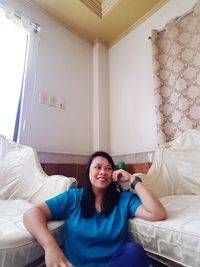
[93,43,110,152]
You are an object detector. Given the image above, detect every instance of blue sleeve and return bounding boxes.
[128,192,142,218]
[45,188,81,220]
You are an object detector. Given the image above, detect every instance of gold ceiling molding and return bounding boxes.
[22,0,169,47]
[80,0,119,18]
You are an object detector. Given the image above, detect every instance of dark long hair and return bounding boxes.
[81,151,120,218]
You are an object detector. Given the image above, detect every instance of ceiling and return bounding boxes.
[24,0,168,47]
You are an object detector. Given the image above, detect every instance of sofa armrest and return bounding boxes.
[130,172,171,198]
[30,175,78,204]
[119,172,164,198]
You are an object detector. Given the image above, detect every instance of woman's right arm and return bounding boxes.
[23,203,74,267]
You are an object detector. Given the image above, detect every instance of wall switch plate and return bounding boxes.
[39,92,48,104]
[59,98,65,110]
[49,96,57,107]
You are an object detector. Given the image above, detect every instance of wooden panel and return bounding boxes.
[42,163,59,175]
[41,163,86,188]
[76,164,86,188]
[58,164,76,178]
[125,163,151,174]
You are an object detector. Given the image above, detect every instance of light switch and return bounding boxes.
[49,96,57,107]
[39,92,48,104]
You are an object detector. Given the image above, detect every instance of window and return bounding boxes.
[0,4,40,143]
[0,11,28,140]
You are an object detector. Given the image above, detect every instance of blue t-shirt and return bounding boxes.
[46,188,141,267]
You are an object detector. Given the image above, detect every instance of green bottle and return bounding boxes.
[118,160,125,170]
[117,160,126,191]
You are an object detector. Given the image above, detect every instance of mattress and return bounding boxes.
[128,195,200,267]
[0,200,64,267]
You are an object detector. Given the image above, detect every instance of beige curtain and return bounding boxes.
[151,0,200,144]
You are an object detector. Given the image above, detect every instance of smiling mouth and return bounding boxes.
[97,177,108,181]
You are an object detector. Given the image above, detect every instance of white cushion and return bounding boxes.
[140,129,200,198]
[0,134,77,202]
[30,174,77,204]
[129,195,200,267]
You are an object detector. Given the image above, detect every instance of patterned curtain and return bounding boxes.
[151,0,200,144]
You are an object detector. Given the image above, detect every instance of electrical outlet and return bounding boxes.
[59,98,65,110]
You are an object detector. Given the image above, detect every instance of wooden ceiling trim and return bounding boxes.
[79,0,119,18]
[101,0,119,16]
[80,0,102,18]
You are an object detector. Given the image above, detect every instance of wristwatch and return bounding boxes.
[130,176,142,189]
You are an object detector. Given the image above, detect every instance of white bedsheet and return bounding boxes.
[129,195,200,267]
[0,200,64,267]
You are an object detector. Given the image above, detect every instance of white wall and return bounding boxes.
[2,0,197,157]
[109,0,197,155]
[4,0,93,155]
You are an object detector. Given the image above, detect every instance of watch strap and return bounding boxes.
[130,176,142,189]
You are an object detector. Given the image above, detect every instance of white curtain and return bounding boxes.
[0,3,40,142]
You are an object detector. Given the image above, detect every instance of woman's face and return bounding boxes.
[89,156,113,192]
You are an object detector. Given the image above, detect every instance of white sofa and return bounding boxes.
[0,135,77,267]
[128,129,200,267]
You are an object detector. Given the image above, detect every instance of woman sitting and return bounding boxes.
[23,151,166,267]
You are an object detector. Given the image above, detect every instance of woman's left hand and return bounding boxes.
[113,169,167,221]
[112,169,132,183]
